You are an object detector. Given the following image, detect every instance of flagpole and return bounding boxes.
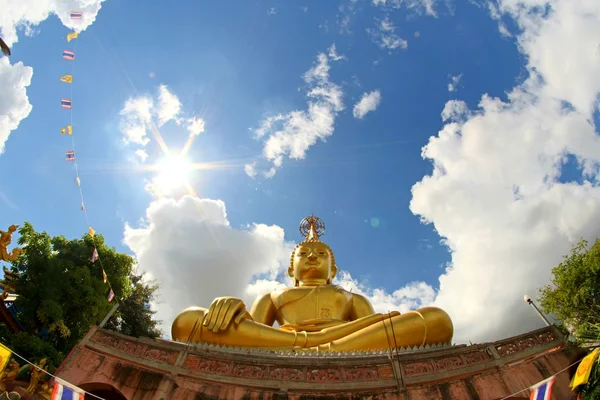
[99,303,119,328]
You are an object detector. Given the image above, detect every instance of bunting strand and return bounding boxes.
[60,12,117,304]
[0,343,106,399]
[499,355,584,399]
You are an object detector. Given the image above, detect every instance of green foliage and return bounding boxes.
[539,238,600,338]
[9,332,63,371]
[104,272,162,338]
[3,222,161,365]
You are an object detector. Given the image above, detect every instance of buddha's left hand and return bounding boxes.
[203,296,251,332]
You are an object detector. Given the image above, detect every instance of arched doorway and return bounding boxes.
[79,382,128,400]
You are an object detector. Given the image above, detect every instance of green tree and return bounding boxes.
[3,222,161,367]
[104,272,162,338]
[539,238,600,338]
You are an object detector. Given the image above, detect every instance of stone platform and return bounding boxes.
[54,325,583,399]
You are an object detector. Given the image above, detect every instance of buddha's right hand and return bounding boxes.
[203,297,250,332]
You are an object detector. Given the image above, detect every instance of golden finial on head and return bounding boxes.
[299,215,325,242]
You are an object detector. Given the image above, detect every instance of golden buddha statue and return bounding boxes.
[172,216,453,351]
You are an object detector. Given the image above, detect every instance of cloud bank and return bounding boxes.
[123,196,294,337]
[411,0,600,342]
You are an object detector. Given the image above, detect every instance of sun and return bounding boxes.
[153,154,193,194]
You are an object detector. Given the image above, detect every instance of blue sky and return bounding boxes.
[1,0,600,342]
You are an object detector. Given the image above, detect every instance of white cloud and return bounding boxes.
[135,149,148,163]
[367,17,408,51]
[123,196,294,337]
[267,7,277,16]
[0,0,105,47]
[409,0,600,343]
[244,162,258,178]
[156,85,181,127]
[353,90,382,119]
[328,43,346,61]
[120,96,153,146]
[246,49,344,178]
[118,86,203,164]
[447,73,462,92]
[187,116,205,136]
[0,59,32,153]
[441,99,470,122]
[371,0,437,17]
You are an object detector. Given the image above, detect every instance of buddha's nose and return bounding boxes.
[308,253,318,260]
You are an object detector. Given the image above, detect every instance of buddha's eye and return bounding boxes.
[319,252,325,255]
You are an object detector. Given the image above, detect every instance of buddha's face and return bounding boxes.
[290,242,336,285]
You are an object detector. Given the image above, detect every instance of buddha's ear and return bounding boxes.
[328,263,337,284]
[288,266,299,286]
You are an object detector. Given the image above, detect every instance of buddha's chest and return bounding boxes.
[272,286,353,323]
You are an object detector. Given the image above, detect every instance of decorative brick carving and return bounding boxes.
[144,348,178,365]
[496,343,519,357]
[307,368,342,381]
[538,331,555,343]
[434,356,464,371]
[403,361,434,376]
[516,337,539,351]
[232,364,266,379]
[92,332,119,347]
[117,340,146,357]
[344,367,378,381]
[464,350,491,364]
[184,356,233,375]
[269,367,305,381]
[91,332,177,365]
[376,365,395,380]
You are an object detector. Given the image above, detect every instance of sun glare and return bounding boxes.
[154,155,192,193]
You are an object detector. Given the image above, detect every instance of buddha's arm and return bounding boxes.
[249,293,277,326]
[349,293,376,320]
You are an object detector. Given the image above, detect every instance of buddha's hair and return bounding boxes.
[288,241,337,285]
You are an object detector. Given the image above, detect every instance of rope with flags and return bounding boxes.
[60,11,115,305]
[0,342,105,399]
[498,349,599,399]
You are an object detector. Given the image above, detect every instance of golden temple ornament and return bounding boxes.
[299,215,325,242]
[0,225,25,263]
[171,215,454,352]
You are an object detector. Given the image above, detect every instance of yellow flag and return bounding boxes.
[571,348,600,389]
[67,31,79,42]
[88,226,96,238]
[61,125,73,135]
[60,75,73,84]
[0,343,11,372]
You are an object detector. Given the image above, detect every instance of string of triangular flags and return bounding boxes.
[499,347,599,399]
[0,342,105,399]
[61,11,115,305]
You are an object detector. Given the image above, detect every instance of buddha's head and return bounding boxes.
[288,216,337,286]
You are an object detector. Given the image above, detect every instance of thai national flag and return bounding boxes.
[61,99,72,109]
[529,376,555,400]
[70,11,83,19]
[63,50,75,61]
[51,377,85,400]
